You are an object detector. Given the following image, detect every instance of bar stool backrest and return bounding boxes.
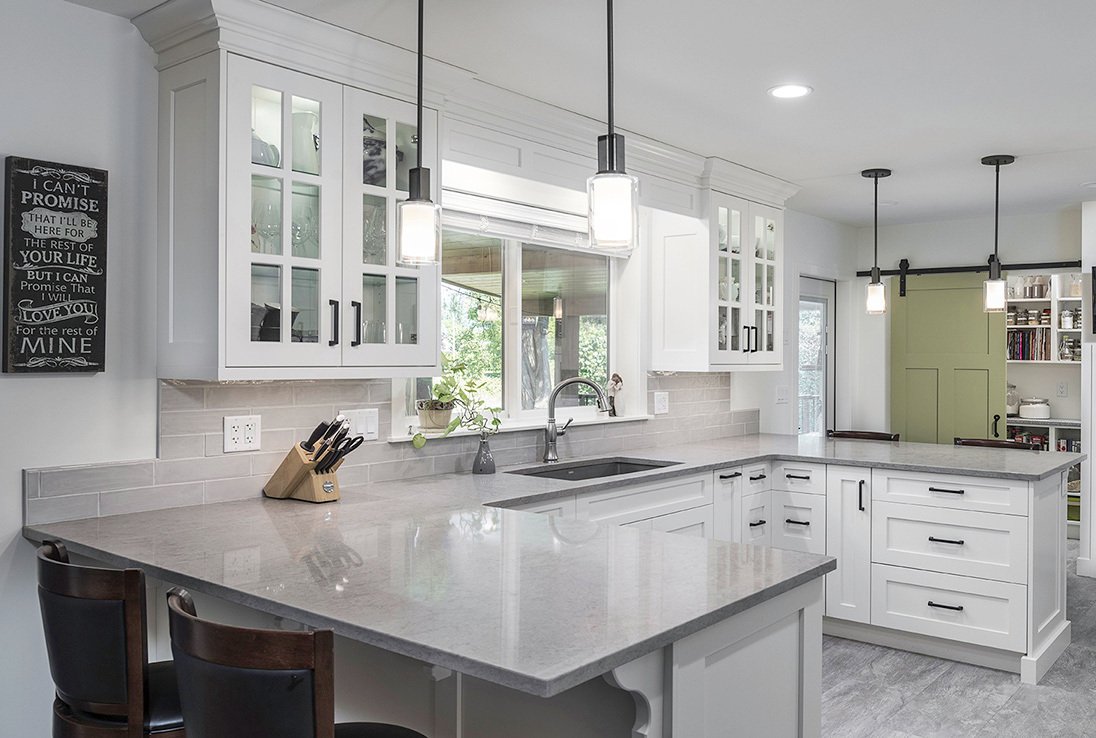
[167,587,334,738]
[954,437,1040,450]
[827,430,900,442]
[36,540,148,731]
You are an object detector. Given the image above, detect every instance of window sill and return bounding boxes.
[387,413,653,444]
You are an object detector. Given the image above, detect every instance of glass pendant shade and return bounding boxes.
[865,280,887,315]
[983,278,1007,313]
[397,199,439,265]
[587,171,638,252]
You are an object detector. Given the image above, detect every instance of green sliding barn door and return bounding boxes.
[890,274,1006,444]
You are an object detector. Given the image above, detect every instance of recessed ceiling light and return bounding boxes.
[768,84,813,99]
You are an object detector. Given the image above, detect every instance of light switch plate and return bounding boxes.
[653,392,670,415]
[775,386,790,405]
[341,407,379,440]
[223,415,261,452]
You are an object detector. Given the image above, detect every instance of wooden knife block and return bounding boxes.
[264,444,342,503]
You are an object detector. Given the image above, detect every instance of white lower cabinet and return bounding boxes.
[870,564,1027,652]
[575,473,713,528]
[825,466,872,624]
[771,490,826,555]
[741,491,772,546]
[511,495,576,518]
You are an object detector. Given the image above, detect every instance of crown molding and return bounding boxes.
[127,0,799,208]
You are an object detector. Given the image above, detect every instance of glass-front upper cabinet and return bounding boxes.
[711,192,749,365]
[225,56,344,368]
[342,86,438,368]
[748,202,782,365]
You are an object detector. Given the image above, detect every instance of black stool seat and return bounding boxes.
[145,661,184,733]
[335,723,427,738]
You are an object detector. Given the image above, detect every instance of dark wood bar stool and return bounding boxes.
[166,588,426,738]
[827,430,900,442]
[954,437,1040,450]
[36,540,185,738]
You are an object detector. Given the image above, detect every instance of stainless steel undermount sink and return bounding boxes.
[507,457,681,481]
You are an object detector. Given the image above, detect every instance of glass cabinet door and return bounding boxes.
[712,193,749,364]
[342,86,438,368]
[226,56,344,367]
[749,203,782,364]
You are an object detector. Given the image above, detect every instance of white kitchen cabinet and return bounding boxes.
[158,52,439,380]
[772,460,827,495]
[648,192,784,372]
[825,466,871,624]
[510,495,577,519]
[771,491,826,554]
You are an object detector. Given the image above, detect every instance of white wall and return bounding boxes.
[0,1,158,732]
[849,209,1082,431]
[730,209,858,433]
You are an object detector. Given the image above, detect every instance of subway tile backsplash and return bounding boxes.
[23,374,757,524]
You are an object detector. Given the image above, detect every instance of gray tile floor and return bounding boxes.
[823,540,1096,738]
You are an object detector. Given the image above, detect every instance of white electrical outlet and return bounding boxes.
[775,385,790,405]
[223,414,261,452]
[653,391,670,415]
[341,407,379,440]
[1057,382,1069,398]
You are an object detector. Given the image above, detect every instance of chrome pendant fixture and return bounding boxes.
[982,154,1015,312]
[587,0,638,253]
[397,0,439,265]
[862,168,891,315]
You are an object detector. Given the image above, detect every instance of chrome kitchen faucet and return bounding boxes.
[543,377,611,463]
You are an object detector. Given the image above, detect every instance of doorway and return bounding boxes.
[798,277,836,435]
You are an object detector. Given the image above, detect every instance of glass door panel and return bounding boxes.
[227,56,343,368]
[713,194,748,364]
[343,86,438,368]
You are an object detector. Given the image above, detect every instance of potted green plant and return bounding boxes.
[412,357,502,474]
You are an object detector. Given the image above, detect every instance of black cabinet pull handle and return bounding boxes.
[785,519,810,526]
[749,520,767,528]
[928,536,965,546]
[928,486,965,495]
[786,473,811,480]
[992,413,1001,438]
[751,326,760,353]
[328,300,340,346]
[741,326,751,353]
[350,301,362,347]
[928,601,964,612]
[719,472,742,480]
[749,474,767,481]
[858,479,866,512]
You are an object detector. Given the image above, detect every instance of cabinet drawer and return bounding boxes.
[872,469,1028,516]
[771,490,826,554]
[740,491,772,547]
[870,564,1027,652]
[575,473,712,526]
[872,502,1027,584]
[511,495,576,518]
[743,462,771,495]
[771,461,826,495]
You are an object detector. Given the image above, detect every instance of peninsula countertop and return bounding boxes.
[22,433,1080,696]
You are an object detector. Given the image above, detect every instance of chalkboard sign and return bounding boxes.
[3,157,107,373]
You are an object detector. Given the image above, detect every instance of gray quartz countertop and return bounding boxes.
[24,496,834,697]
[22,432,1078,696]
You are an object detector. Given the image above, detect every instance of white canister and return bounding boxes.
[1018,398,1051,419]
[1061,309,1074,329]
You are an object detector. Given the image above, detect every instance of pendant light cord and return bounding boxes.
[606,0,615,170]
[993,162,1000,261]
[416,0,424,180]
[873,176,879,268]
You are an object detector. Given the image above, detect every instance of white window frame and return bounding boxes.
[390,192,647,440]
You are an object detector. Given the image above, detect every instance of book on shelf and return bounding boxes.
[1006,327,1051,361]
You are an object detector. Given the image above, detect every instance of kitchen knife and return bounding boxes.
[318,435,364,473]
[312,420,350,466]
[301,421,329,453]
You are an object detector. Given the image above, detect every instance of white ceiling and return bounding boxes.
[80,0,1096,227]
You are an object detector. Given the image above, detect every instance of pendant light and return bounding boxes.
[862,168,891,315]
[587,0,638,252]
[982,154,1015,312]
[397,0,439,265]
